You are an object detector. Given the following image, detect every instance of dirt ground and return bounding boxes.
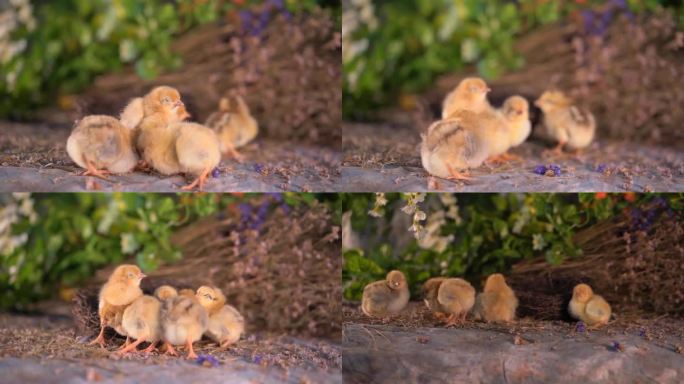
[0,122,340,192]
[0,308,341,384]
[342,302,684,383]
[341,122,684,192]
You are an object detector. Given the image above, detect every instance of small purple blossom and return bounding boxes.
[253,355,262,364]
[254,163,265,173]
[211,168,221,178]
[196,354,219,368]
[639,328,646,337]
[609,341,624,352]
[533,164,561,177]
[549,164,562,176]
[533,165,547,175]
[596,164,608,173]
[576,321,586,333]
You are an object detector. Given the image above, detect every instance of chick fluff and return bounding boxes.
[361,270,410,317]
[568,283,611,328]
[66,115,138,179]
[160,293,208,359]
[90,264,145,348]
[472,273,518,323]
[441,77,494,118]
[205,95,258,159]
[423,277,475,325]
[196,286,245,347]
[535,90,596,154]
[119,295,163,354]
[501,95,531,151]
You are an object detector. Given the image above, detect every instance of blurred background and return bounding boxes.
[0,192,341,339]
[343,0,684,147]
[342,193,684,319]
[1,0,341,146]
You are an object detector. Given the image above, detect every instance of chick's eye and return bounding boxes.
[204,294,212,299]
[128,273,133,278]
[162,97,170,103]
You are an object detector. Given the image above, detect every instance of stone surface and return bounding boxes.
[343,323,684,384]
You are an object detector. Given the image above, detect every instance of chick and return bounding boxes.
[535,90,596,155]
[90,264,146,348]
[118,295,163,354]
[160,294,208,359]
[66,115,138,179]
[568,283,611,328]
[155,285,179,301]
[136,86,220,190]
[361,270,410,317]
[421,110,504,180]
[422,277,475,325]
[179,288,195,298]
[120,97,190,130]
[500,95,531,159]
[472,273,518,323]
[196,286,245,347]
[441,77,494,119]
[205,96,258,159]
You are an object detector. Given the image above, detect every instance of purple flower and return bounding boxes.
[253,355,262,364]
[211,168,221,178]
[196,354,219,367]
[609,341,624,352]
[270,193,284,203]
[254,163,265,173]
[576,321,586,333]
[549,164,562,176]
[533,165,547,175]
[596,164,607,173]
[639,328,646,337]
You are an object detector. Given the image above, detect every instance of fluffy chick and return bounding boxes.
[119,295,163,354]
[472,273,518,323]
[90,264,146,348]
[196,286,245,347]
[120,97,190,130]
[501,95,531,151]
[169,121,222,190]
[155,285,179,301]
[179,288,195,298]
[423,277,475,325]
[66,115,138,179]
[160,294,208,359]
[441,77,494,119]
[421,110,508,180]
[361,270,410,317]
[205,96,258,159]
[568,283,611,328]
[136,86,186,167]
[535,90,596,154]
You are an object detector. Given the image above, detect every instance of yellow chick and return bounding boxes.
[205,96,258,159]
[155,285,179,301]
[66,115,138,179]
[196,286,245,347]
[361,270,410,317]
[501,95,531,152]
[568,283,611,328]
[118,295,163,354]
[422,277,475,325]
[90,265,145,348]
[472,273,518,323]
[421,110,503,180]
[535,90,596,154]
[441,77,494,119]
[160,294,208,359]
[179,288,195,298]
[136,86,220,190]
[120,97,190,130]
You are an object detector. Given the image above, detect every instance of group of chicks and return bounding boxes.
[90,265,245,359]
[362,270,612,328]
[421,77,597,181]
[67,86,259,190]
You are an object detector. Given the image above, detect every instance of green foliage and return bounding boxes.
[342,0,684,118]
[342,193,682,301]
[0,192,336,310]
[0,0,339,118]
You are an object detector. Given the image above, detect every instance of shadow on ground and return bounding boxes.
[343,302,684,384]
[341,122,684,192]
[0,122,340,192]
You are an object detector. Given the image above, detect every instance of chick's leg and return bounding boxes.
[185,339,198,360]
[82,159,111,180]
[117,336,147,355]
[543,141,566,157]
[164,342,179,357]
[116,336,131,351]
[142,341,158,354]
[446,165,473,181]
[89,324,107,348]
[181,166,211,191]
[224,142,244,163]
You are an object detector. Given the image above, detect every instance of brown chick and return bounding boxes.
[205,96,258,159]
[90,264,146,348]
[160,294,208,359]
[169,121,222,191]
[568,283,611,328]
[361,270,410,317]
[420,110,497,180]
[535,90,596,155]
[472,273,518,323]
[119,295,163,354]
[500,95,531,159]
[155,285,179,301]
[196,286,245,347]
[441,77,494,119]
[120,97,190,130]
[422,277,475,325]
[66,115,138,179]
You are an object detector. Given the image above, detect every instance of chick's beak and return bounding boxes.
[485,87,491,93]
[174,100,184,108]
[138,272,146,279]
[534,100,541,107]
